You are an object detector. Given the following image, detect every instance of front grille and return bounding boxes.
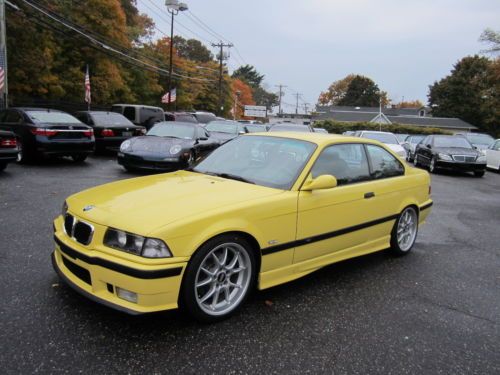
[64,214,74,235]
[64,213,94,246]
[62,256,91,285]
[74,221,93,245]
[452,155,476,163]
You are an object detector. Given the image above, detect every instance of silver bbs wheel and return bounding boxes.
[194,242,252,316]
[396,208,418,252]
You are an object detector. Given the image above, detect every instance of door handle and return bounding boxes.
[364,192,375,199]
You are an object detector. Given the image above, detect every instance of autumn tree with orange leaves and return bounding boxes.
[231,79,255,119]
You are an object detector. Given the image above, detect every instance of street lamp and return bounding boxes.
[165,0,188,110]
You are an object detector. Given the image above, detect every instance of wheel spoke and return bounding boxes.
[201,267,216,277]
[199,285,216,303]
[196,277,212,288]
[223,286,230,303]
[230,266,246,275]
[221,247,228,267]
[226,252,239,270]
[211,287,221,309]
[228,281,241,289]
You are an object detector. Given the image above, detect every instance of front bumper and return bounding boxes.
[52,218,187,314]
[117,152,187,171]
[435,160,486,172]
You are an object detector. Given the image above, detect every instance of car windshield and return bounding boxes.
[193,135,316,190]
[147,122,195,139]
[27,111,81,124]
[195,113,216,124]
[362,132,399,144]
[91,113,134,126]
[175,114,197,123]
[408,135,425,144]
[465,133,494,146]
[395,134,409,142]
[206,121,241,134]
[269,124,311,132]
[434,136,472,148]
[245,124,267,133]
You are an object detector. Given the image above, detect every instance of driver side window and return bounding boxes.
[311,143,371,185]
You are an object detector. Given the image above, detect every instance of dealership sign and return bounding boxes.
[244,105,267,118]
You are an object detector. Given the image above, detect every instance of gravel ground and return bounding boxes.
[0,156,499,374]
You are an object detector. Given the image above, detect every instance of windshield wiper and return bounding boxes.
[206,172,255,184]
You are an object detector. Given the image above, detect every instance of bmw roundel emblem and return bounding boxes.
[83,205,95,212]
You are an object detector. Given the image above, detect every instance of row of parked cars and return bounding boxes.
[344,130,499,177]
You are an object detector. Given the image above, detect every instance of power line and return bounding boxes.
[275,84,287,115]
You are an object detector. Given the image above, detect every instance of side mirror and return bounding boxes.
[426,144,432,149]
[301,175,338,191]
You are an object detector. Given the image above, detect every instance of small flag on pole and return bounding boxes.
[84,65,91,108]
[161,88,176,104]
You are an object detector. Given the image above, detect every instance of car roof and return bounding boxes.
[13,107,66,113]
[244,131,386,147]
[76,111,122,115]
[112,104,163,110]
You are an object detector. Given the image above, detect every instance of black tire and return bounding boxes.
[0,163,6,171]
[71,154,88,163]
[123,165,138,173]
[390,206,419,256]
[180,233,257,323]
[474,171,485,177]
[429,156,437,173]
[187,150,196,167]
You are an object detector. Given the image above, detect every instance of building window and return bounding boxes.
[419,110,425,117]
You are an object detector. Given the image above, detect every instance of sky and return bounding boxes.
[137,0,499,111]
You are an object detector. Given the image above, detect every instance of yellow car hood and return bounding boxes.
[66,170,283,235]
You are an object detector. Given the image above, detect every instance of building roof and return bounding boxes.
[385,116,477,130]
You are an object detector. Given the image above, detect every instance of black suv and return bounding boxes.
[0,108,95,163]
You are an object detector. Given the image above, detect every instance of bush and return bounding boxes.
[314,120,453,135]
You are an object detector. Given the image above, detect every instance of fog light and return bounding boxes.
[116,287,138,303]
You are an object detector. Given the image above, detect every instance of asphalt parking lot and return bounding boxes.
[0,156,499,374]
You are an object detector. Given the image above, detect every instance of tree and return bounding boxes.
[318,74,388,107]
[173,36,213,62]
[231,79,255,119]
[394,100,424,108]
[232,65,264,88]
[338,75,383,107]
[318,74,356,105]
[428,55,499,135]
[253,86,278,110]
[480,28,500,55]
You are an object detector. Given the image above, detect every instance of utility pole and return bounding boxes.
[294,93,302,115]
[275,84,286,116]
[212,41,232,116]
[303,102,309,115]
[0,0,9,109]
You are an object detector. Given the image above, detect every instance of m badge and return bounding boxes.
[83,205,95,212]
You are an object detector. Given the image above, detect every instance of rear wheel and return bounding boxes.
[16,139,31,164]
[390,206,419,256]
[474,171,485,177]
[180,234,257,323]
[71,154,88,163]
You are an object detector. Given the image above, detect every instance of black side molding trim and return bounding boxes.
[54,236,183,279]
[420,202,433,211]
[52,252,143,315]
[262,214,399,256]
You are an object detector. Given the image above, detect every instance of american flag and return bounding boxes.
[0,47,6,93]
[161,88,176,103]
[84,65,91,104]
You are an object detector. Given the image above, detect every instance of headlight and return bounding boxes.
[477,155,486,162]
[120,140,131,152]
[61,201,68,217]
[142,238,172,258]
[169,145,182,154]
[103,228,171,258]
[438,153,452,161]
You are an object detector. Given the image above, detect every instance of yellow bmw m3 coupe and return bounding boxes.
[52,132,432,322]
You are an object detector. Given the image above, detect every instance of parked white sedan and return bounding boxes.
[486,139,500,172]
[356,131,407,159]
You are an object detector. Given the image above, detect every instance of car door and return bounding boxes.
[195,128,215,157]
[295,143,381,263]
[486,140,500,170]
[416,135,432,166]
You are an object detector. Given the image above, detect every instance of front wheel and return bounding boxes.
[390,206,419,256]
[474,171,485,177]
[180,234,257,323]
[429,157,437,173]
